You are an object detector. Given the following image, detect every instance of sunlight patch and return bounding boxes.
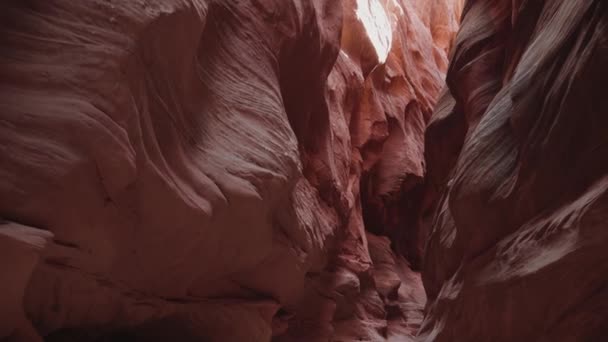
[355,0,393,63]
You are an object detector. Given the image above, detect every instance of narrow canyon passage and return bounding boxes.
[0,0,607,342]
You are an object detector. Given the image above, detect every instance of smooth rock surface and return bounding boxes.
[420,0,608,341]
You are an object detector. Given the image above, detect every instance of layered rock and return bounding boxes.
[0,1,343,340]
[260,0,462,338]
[420,0,608,341]
[0,0,455,340]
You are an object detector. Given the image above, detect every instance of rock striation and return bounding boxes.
[420,0,608,341]
[0,0,456,341]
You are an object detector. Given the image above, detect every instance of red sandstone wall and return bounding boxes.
[420,0,608,341]
[0,0,456,341]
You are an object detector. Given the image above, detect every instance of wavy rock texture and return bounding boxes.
[0,0,457,341]
[343,0,460,273]
[420,0,608,341]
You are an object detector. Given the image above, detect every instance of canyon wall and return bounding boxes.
[0,0,457,341]
[420,0,608,341]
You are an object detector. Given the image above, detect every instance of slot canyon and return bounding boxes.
[0,0,607,341]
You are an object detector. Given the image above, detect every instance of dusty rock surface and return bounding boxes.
[419,0,608,341]
[0,0,456,341]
